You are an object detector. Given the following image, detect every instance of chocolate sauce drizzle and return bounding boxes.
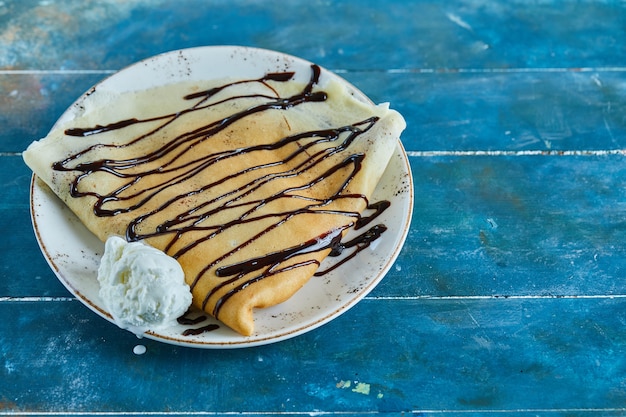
[176,310,219,336]
[54,65,390,326]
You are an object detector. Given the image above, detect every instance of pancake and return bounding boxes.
[23,64,406,336]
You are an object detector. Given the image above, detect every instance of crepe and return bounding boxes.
[23,65,406,336]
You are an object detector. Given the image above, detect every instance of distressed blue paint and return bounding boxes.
[0,157,68,297]
[5,70,626,153]
[2,1,626,71]
[2,0,626,415]
[1,298,625,413]
[344,70,626,151]
[0,74,105,153]
[377,154,626,297]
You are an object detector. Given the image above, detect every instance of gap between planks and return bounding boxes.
[1,406,625,415]
[2,294,626,303]
[2,67,626,75]
[4,150,626,159]
[406,149,626,157]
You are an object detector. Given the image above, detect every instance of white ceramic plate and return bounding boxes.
[29,46,413,348]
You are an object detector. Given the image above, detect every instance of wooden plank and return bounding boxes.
[2,1,625,71]
[5,152,626,298]
[6,151,626,297]
[1,297,625,414]
[3,69,626,153]
[344,70,626,152]
[379,153,626,298]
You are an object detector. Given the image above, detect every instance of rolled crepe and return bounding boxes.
[23,65,406,335]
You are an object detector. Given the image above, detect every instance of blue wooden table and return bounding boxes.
[2,1,626,415]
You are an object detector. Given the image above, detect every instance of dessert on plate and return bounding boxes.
[24,62,406,336]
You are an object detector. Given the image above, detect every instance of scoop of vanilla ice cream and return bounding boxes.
[97,236,192,335]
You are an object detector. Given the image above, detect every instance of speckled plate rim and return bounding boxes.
[29,46,413,348]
